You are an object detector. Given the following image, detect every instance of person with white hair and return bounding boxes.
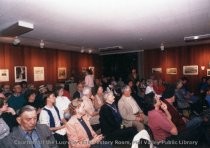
[118,85,148,131]
[82,87,99,126]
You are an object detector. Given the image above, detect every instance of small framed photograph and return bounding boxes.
[0,69,9,82]
[207,69,210,76]
[152,68,162,73]
[58,67,67,79]
[14,66,27,82]
[183,65,198,75]
[34,67,44,81]
[166,68,177,75]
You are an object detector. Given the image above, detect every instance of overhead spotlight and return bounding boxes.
[88,49,92,54]
[81,47,85,53]
[40,40,44,48]
[13,36,20,45]
[160,43,164,51]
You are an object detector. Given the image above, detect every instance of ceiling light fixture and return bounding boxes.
[160,43,164,51]
[13,36,20,45]
[40,40,44,48]
[88,49,92,54]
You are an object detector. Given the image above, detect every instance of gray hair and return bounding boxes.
[103,91,114,101]
[17,105,36,117]
[82,87,91,95]
[122,85,131,93]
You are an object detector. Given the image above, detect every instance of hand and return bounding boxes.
[91,134,103,144]
[160,102,167,111]
[6,107,16,115]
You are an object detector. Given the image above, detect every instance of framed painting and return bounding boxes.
[183,65,198,75]
[0,69,9,82]
[207,69,210,76]
[58,67,67,79]
[14,66,27,82]
[152,68,162,73]
[34,67,44,81]
[166,68,177,75]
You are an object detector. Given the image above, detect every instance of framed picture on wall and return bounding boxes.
[14,66,27,82]
[34,67,44,81]
[82,67,87,73]
[207,69,210,76]
[58,67,67,79]
[166,68,177,75]
[183,65,198,75]
[0,69,9,82]
[152,68,162,73]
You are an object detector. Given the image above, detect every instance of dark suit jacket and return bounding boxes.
[99,103,121,136]
[0,124,58,148]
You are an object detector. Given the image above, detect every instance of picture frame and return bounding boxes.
[183,65,198,75]
[207,69,210,76]
[152,68,162,73]
[58,67,67,79]
[82,67,87,73]
[166,68,177,75]
[0,69,9,82]
[14,66,27,82]
[34,67,44,81]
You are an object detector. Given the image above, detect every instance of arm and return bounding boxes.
[118,100,136,121]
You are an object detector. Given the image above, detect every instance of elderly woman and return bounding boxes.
[82,87,99,126]
[99,91,137,143]
[93,86,104,111]
[66,99,105,148]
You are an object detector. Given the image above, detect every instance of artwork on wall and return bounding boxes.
[82,67,87,73]
[58,67,67,79]
[89,66,95,74]
[14,66,27,82]
[34,67,44,81]
[183,65,198,75]
[152,68,162,73]
[207,69,210,76]
[0,69,9,82]
[166,68,177,75]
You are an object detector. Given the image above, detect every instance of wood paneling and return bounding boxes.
[143,44,210,91]
[0,43,100,86]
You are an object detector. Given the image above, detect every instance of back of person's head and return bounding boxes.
[144,92,156,114]
[0,97,5,108]
[83,87,91,96]
[55,85,63,97]
[69,98,83,115]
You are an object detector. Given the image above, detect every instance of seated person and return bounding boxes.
[118,85,148,131]
[66,99,107,148]
[93,86,104,111]
[205,87,210,107]
[0,105,57,148]
[161,86,204,141]
[99,91,137,142]
[82,87,99,126]
[39,91,67,148]
[72,82,83,100]
[144,92,178,142]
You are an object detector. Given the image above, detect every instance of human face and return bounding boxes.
[48,93,56,104]
[28,93,36,102]
[76,102,86,116]
[106,93,115,104]
[154,96,161,107]
[0,102,8,112]
[58,88,64,96]
[3,85,10,92]
[17,110,37,132]
[97,86,103,95]
[124,88,131,97]
[77,84,83,92]
[13,85,22,93]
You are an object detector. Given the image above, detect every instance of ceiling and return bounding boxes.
[0,0,210,54]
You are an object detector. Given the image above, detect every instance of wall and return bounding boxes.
[143,44,210,91]
[0,43,100,86]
